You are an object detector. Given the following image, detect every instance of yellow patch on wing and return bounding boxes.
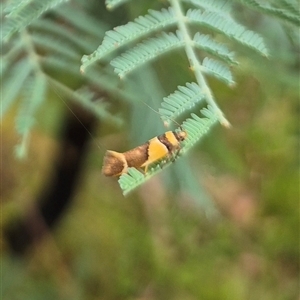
[141,137,168,167]
[164,131,179,146]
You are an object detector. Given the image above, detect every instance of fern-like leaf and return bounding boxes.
[277,0,300,17]
[2,0,70,42]
[235,0,300,26]
[81,8,176,72]
[16,74,47,135]
[57,9,107,40]
[1,58,33,117]
[181,105,218,152]
[159,82,205,126]
[185,0,232,14]
[118,105,218,195]
[32,19,97,54]
[32,33,81,60]
[193,33,237,64]
[2,0,132,157]
[74,87,124,127]
[15,74,47,157]
[111,31,184,78]
[187,9,269,56]
[0,39,24,76]
[46,76,123,127]
[202,57,234,86]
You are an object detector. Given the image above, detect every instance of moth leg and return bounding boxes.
[170,149,180,163]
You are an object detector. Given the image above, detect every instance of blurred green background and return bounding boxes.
[1,1,299,299]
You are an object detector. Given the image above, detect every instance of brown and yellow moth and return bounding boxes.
[102,129,187,177]
[49,81,188,179]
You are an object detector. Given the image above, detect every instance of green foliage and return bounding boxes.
[1,0,299,195]
[192,33,237,64]
[234,0,300,25]
[1,0,124,157]
[80,8,177,69]
[110,31,185,78]
[159,82,205,126]
[1,1,299,299]
[82,0,271,192]
[186,8,268,55]
[2,0,70,42]
[15,74,47,157]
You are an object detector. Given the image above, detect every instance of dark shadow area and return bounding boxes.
[4,107,97,255]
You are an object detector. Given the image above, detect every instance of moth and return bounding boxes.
[102,129,187,177]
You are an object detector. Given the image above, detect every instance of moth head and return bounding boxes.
[175,129,187,142]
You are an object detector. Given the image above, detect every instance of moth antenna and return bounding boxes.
[48,80,106,152]
[142,101,181,128]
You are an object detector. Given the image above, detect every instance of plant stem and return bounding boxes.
[170,0,230,127]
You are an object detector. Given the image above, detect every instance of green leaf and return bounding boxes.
[159,82,205,126]
[202,57,234,86]
[187,9,269,56]
[1,58,32,117]
[81,8,176,72]
[111,31,184,78]
[2,0,70,42]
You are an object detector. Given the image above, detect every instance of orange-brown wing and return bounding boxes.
[102,150,127,177]
[124,143,149,169]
